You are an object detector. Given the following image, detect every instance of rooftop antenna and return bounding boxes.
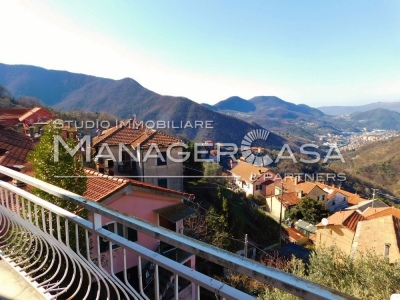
[371,188,379,208]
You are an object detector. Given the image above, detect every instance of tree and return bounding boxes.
[288,197,329,224]
[0,85,10,98]
[203,161,226,184]
[183,141,203,183]
[261,246,400,300]
[28,121,87,215]
[26,121,89,291]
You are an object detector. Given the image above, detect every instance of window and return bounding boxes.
[332,200,336,206]
[255,185,262,190]
[384,243,391,258]
[99,222,138,253]
[321,195,325,200]
[157,151,167,166]
[158,178,168,188]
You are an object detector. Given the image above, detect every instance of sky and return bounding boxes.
[1,0,400,107]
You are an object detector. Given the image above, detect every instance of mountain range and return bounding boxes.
[0,63,288,147]
[1,62,400,144]
[319,102,400,115]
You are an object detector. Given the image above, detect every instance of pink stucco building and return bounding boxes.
[83,168,196,299]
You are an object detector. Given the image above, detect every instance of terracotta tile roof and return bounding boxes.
[92,120,147,146]
[280,192,299,207]
[92,120,181,148]
[317,210,366,232]
[83,169,129,202]
[0,108,30,119]
[0,107,54,127]
[284,227,308,241]
[231,161,273,183]
[282,176,322,195]
[0,109,30,126]
[136,130,180,149]
[362,207,391,218]
[18,107,46,121]
[0,123,34,168]
[83,168,193,202]
[366,207,400,220]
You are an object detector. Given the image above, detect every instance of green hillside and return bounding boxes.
[330,136,400,196]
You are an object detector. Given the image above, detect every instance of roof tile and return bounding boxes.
[92,120,180,148]
[231,161,273,183]
[317,210,366,232]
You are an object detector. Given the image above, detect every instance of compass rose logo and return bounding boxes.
[240,129,274,166]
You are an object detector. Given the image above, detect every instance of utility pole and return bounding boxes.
[372,188,379,208]
[279,182,284,246]
[244,234,248,258]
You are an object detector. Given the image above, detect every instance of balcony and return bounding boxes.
[0,165,352,299]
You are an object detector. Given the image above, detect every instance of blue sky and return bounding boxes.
[1,0,399,107]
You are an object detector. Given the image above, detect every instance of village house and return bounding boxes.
[315,210,366,254]
[84,168,196,299]
[230,160,277,196]
[316,207,400,262]
[265,176,328,219]
[0,107,54,136]
[92,119,184,191]
[265,190,299,220]
[316,183,365,211]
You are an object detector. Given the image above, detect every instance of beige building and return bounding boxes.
[265,190,299,219]
[316,207,400,262]
[351,215,400,263]
[231,160,277,196]
[316,210,366,254]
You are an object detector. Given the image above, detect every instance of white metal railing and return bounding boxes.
[0,166,354,300]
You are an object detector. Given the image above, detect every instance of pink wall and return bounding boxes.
[90,190,182,274]
[23,108,53,125]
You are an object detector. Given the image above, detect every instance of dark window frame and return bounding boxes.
[99,222,138,253]
[157,151,167,166]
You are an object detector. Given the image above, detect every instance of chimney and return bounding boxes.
[96,128,102,137]
[294,176,298,185]
[107,159,114,176]
[297,190,303,198]
[258,169,262,175]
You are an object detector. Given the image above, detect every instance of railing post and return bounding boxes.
[93,213,102,230]
[93,213,102,268]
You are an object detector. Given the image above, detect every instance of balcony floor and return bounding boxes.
[0,259,44,300]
